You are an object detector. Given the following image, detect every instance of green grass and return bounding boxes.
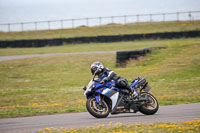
[0,38,200,118]
[38,120,200,133]
[0,39,169,56]
[0,37,200,56]
[0,20,200,41]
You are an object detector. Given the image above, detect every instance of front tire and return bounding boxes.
[86,97,110,118]
[139,92,159,115]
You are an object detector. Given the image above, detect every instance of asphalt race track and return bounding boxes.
[0,103,200,133]
[0,51,116,62]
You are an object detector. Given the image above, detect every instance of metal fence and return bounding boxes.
[0,11,200,32]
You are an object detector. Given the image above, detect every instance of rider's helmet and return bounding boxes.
[91,62,104,75]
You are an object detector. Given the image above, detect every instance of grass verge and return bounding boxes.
[0,37,200,56]
[0,20,200,41]
[0,38,200,118]
[0,39,167,56]
[38,120,200,133]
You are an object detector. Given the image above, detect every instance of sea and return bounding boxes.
[0,0,200,32]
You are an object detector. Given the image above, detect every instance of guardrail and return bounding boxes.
[1,30,200,48]
[116,47,167,66]
[0,11,200,32]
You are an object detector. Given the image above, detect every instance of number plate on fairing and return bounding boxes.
[143,85,151,92]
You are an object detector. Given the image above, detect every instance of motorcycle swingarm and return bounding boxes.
[132,97,147,103]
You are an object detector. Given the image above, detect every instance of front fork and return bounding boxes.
[95,94,100,103]
[95,94,105,107]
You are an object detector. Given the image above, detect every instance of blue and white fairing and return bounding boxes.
[84,80,120,111]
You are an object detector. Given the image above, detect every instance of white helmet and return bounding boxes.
[90,62,104,75]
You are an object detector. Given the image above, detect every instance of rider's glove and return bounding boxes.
[100,77,108,84]
[83,86,87,91]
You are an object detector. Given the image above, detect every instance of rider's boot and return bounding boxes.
[130,87,138,99]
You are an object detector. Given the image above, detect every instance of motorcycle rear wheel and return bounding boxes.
[86,97,110,118]
[139,92,159,115]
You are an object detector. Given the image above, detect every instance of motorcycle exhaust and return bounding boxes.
[133,97,147,102]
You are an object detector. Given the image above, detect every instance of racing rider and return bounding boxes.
[90,62,132,93]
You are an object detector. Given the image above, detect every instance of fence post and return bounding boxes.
[8,24,10,32]
[150,14,152,22]
[177,12,179,21]
[99,17,101,26]
[124,15,127,24]
[163,13,165,22]
[60,20,63,29]
[86,18,89,26]
[21,23,23,31]
[72,19,74,28]
[35,22,37,30]
[48,21,50,30]
[137,14,139,23]
[188,12,192,21]
[111,16,114,24]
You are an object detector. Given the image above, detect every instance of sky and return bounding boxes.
[0,0,200,23]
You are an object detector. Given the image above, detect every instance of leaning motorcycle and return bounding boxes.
[83,73,159,118]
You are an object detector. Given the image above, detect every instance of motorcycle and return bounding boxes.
[83,72,159,118]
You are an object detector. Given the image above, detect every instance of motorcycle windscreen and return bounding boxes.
[102,89,119,110]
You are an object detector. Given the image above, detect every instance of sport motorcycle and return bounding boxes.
[83,73,159,118]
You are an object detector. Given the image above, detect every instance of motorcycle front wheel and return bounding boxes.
[139,92,159,115]
[86,97,110,118]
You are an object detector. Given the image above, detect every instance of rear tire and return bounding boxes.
[139,92,159,115]
[86,97,110,118]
